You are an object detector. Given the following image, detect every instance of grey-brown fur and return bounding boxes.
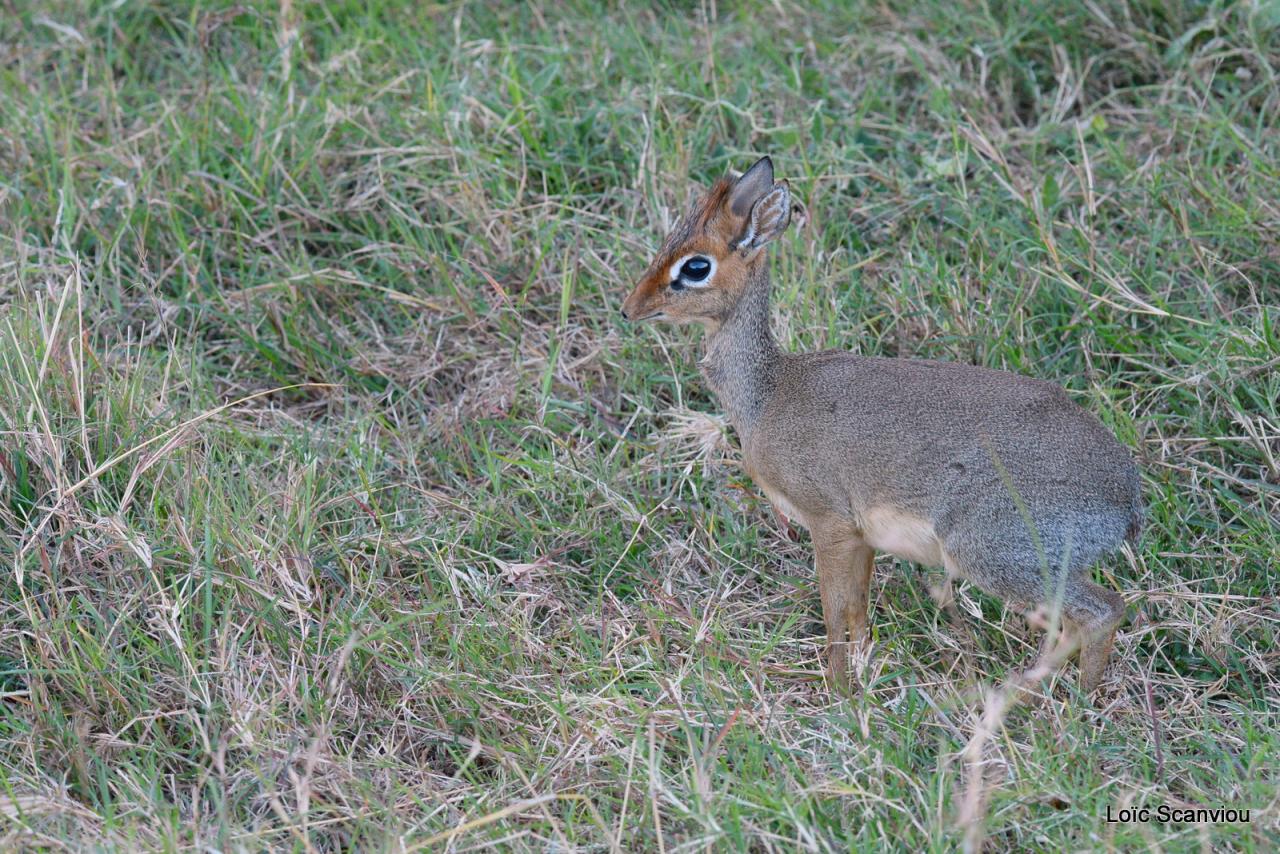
[622,156,1142,695]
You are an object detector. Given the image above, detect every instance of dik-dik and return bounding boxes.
[621,156,1142,695]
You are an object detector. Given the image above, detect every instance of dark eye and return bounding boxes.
[680,257,712,282]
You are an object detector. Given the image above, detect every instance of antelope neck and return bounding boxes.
[700,260,780,435]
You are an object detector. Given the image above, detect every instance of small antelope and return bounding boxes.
[621,156,1142,695]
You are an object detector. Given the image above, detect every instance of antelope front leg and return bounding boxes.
[814,530,872,692]
[846,544,874,661]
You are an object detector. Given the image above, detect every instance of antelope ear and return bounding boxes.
[733,180,792,252]
[728,156,774,218]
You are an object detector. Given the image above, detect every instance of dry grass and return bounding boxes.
[0,1,1277,850]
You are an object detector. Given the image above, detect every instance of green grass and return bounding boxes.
[1,0,1277,850]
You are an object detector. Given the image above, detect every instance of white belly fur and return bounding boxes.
[759,484,808,529]
[862,507,943,567]
[756,485,941,569]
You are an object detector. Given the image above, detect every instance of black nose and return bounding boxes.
[620,304,630,320]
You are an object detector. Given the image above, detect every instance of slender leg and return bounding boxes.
[845,544,874,658]
[942,539,1127,699]
[813,527,870,691]
[1065,582,1126,695]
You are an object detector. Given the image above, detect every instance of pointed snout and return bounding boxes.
[620,278,660,323]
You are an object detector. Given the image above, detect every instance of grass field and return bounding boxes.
[1,0,1278,850]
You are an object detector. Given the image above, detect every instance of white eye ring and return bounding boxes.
[668,254,716,288]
